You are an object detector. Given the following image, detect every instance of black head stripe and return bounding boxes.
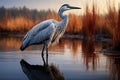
[61,4,69,8]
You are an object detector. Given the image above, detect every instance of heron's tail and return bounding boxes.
[20,41,29,51]
[20,37,30,51]
[20,45,26,51]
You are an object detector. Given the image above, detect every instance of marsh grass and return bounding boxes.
[105,1,120,48]
[82,4,97,40]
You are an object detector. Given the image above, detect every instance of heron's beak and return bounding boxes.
[69,6,81,9]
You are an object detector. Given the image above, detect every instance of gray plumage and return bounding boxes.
[20,4,81,65]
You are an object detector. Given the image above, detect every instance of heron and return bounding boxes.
[20,4,81,66]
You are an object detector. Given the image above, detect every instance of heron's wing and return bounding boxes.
[23,20,54,41]
[29,22,57,45]
[21,20,57,49]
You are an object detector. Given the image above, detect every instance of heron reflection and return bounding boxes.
[20,59,64,80]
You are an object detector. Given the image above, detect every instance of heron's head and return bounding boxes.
[59,4,81,12]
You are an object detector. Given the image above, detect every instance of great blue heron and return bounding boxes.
[20,4,81,65]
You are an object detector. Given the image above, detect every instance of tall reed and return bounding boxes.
[82,4,97,40]
[105,1,119,48]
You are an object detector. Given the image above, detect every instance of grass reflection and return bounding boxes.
[49,39,82,56]
[82,40,99,71]
[107,57,120,80]
[0,36,22,51]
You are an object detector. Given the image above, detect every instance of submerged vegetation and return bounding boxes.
[0,1,120,49]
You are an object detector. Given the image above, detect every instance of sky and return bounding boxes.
[0,0,120,15]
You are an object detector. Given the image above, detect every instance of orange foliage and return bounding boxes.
[66,14,82,34]
[6,16,35,32]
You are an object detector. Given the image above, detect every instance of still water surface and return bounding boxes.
[0,36,120,80]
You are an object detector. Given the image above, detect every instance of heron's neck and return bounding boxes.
[59,10,67,19]
[59,10,68,25]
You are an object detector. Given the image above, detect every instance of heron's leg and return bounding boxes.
[42,44,45,66]
[46,45,48,66]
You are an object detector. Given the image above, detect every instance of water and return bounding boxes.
[0,36,120,80]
